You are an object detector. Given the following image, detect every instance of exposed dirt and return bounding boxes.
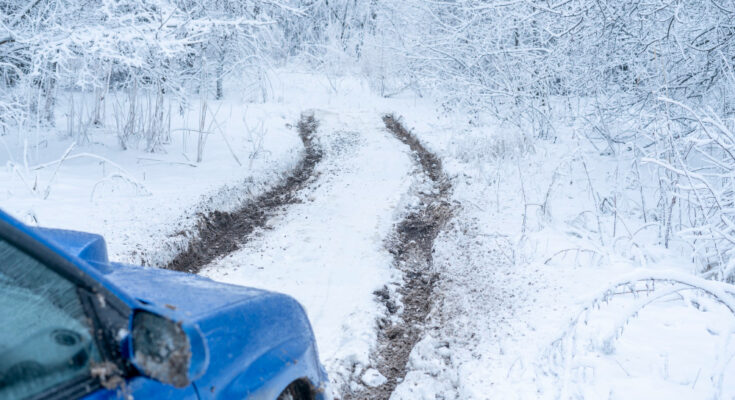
[344,115,453,400]
[164,114,322,273]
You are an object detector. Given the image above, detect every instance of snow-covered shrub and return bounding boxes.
[0,0,305,153]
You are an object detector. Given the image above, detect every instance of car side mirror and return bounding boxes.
[129,311,209,388]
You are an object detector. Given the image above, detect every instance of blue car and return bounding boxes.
[0,209,328,400]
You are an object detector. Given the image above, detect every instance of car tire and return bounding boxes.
[276,380,311,400]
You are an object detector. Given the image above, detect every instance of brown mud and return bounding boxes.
[164,114,322,273]
[344,115,453,400]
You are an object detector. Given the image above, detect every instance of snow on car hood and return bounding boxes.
[103,263,276,320]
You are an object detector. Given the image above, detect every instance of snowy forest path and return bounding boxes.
[195,110,433,397]
[163,110,452,399]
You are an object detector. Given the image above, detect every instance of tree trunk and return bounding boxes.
[216,63,224,100]
[216,41,226,100]
[43,63,57,126]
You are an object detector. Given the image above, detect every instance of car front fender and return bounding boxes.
[190,292,328,400]
[211,334,326,400]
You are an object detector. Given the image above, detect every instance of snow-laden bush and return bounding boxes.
[359,0,735,278]
[0,0,303,152]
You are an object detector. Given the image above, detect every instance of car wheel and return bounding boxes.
[276,380,311,400]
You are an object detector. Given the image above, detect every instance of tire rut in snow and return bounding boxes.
[346,115,453,400]
[164,114,322,274]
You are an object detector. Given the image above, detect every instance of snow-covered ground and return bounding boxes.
[1,91,305,266]
[389,109,735,399]
[4,71,735,399]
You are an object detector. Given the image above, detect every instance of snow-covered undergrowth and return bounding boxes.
[388,105,735,399]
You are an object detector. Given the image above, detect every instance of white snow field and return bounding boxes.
[3,72,735,399]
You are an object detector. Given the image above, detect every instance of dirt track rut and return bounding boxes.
[344,115,453,400]
[164,114,322,273]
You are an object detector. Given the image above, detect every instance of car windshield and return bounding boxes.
[0,238,102,400]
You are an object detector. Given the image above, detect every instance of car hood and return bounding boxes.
[103,263,274,321]
[105,263,323,398]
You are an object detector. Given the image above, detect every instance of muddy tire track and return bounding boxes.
[164,114,322,274]
[345,115,453,400]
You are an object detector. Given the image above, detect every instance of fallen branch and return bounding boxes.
[136,157,198,168]
[90,173,152,201]
[546,269,735,397]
